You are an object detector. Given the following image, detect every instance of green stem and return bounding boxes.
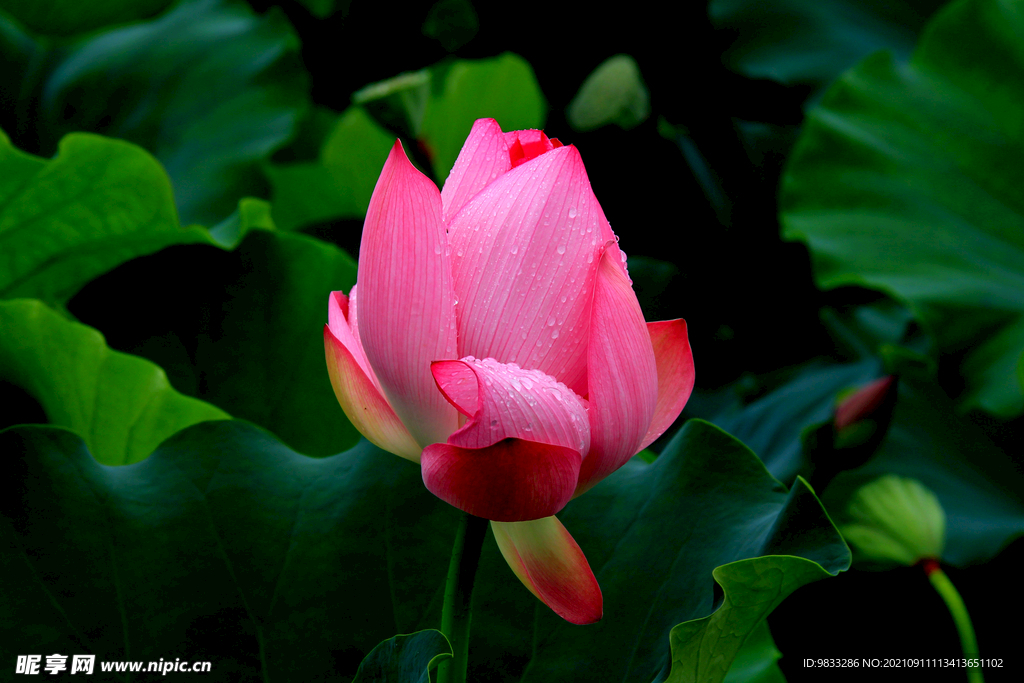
[437,513,488,683]
[923,560,983,683]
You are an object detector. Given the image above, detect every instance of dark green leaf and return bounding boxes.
[0,299,227,465]
[714,360,881,483]
[353,70,432,141]
[0,131,216,305]
[2,0,307,224]
[824,375,1024,566]
[1,419,847,681]
[818,300,919,363]
[711,360,1024,566]
[70,228,361,457]
[722,621,786,683]
[353,630,452,683]
[296,0,336,19]
[0,0,172,36]
[468,420,849,683]
[266,106,394,231]
[781,0,1024,416]
[0,423,459,682]
[709,0,946,88]
[208,196,277,246]
[422,0,479,53]
[353,54,545,182]
[0,111,356,457]
[664,556,820,683]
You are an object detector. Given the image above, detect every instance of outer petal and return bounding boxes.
[328,288,379,392]
[638,319,695,450]
[491,517,602,624]
[440,118,511,223]
[422,357,588,521]
[421,440,580,521]
[447,145,616,394]
[324,324,421,461]
[357,140,459,447]
[575,247,658,495]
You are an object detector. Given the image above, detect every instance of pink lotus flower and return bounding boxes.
[324,119,694,624]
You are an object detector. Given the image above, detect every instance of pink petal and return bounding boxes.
[835,375,895,430]
[324,324,421,461]
[431,357,589,453]
[638,319,695,450]
[421,439,581,521]
[430,359,478,418]
[357,140,459,447]
[422,357,588,522]
[447,145,616,394]
[575,247,658,496]
[328,289,380,393]
[491,517,603,624]
[440,118,511,223]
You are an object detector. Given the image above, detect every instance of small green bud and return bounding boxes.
[840,475,945,565]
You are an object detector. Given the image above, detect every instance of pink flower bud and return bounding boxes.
[324,119,695,623]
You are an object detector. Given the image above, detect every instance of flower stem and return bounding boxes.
[437,512,488,683]
[922,559,983,683]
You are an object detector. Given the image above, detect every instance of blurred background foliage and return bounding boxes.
[1,0,1022,681]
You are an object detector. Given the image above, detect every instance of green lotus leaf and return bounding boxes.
[420,53,546,180]
[781,0,1024,416]
[709,0,947,88]
[0,419,847,681]
[0,131,220,306]
[0,0,171,36]
[0,299,227,465]
[470,420,849,683]
[352,630,452,683]
[722,621,785,683]
[69,228,360,457]
[0,0,306,224]
[712,361,1024,566]
[266,106,394,231]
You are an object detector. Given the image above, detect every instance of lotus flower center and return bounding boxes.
[506,129,563,168]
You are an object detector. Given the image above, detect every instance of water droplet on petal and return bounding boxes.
[547,316,556,326]
[434,244,442,255]
[556,244,566,255]
[551,329,559,339]
[568,206,577,218]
